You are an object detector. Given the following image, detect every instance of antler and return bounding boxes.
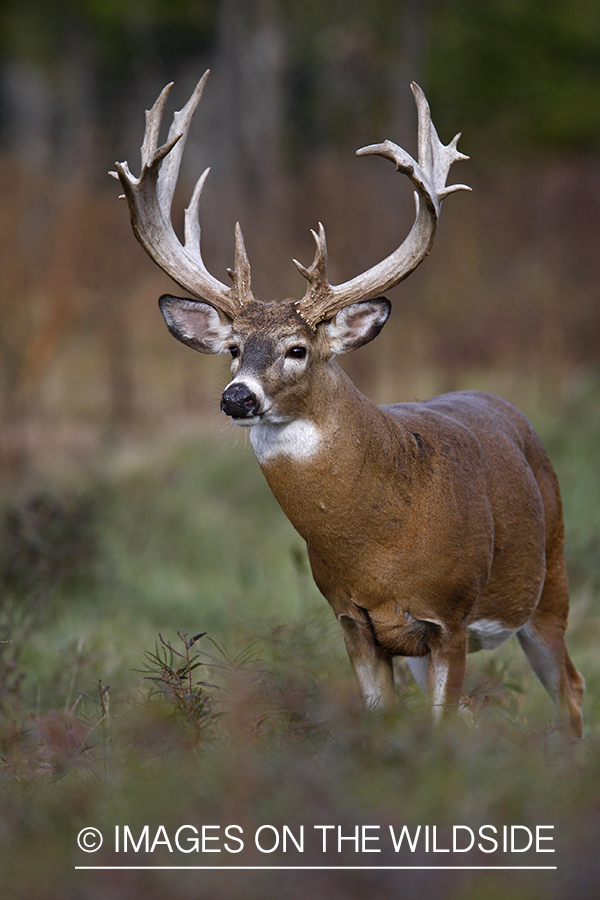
[111,70,253,319]
[294,83,470,329]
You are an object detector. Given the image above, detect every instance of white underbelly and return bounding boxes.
[467,618,517,652]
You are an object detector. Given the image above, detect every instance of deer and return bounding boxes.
[112,70,584,737]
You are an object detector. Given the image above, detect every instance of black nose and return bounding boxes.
[220,383,260,418]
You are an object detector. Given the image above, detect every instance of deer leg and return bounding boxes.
[517,548,584,738]
[428,630,468,722]
[517,623,584,738]
[407,655,430,695]
[338,614,395,709]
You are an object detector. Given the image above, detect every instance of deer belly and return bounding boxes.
[467,618,518,652]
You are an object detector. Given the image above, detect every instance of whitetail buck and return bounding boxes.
[113,71,584,736]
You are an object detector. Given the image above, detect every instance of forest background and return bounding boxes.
[1,2,600,899]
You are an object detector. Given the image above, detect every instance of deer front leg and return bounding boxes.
[428,629,468,721]
[338,613,395,709]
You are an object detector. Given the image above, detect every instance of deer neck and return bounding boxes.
[249,361,412,541]
[249,361,367,466]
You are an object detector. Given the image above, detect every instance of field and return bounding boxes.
[1,363,600,900]
[1,2,599,895]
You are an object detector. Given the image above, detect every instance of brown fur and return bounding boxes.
[255,354,584,736]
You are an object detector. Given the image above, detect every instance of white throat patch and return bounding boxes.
[250,419,322,464]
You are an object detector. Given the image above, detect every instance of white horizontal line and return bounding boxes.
[75,865,557,871]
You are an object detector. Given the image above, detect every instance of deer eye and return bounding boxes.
[286,346,307,360]
[229,346,239,359]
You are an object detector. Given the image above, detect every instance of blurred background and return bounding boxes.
[2,3,600,899]
[1,0,599,477]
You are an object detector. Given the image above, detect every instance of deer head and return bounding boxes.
[112,70,469,430]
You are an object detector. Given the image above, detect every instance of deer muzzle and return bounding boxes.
[220,382,261,419]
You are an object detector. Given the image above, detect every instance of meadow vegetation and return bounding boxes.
[1,369,600,899]
[1,4,599,895]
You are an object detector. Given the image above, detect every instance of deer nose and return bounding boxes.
[220,383,261,418]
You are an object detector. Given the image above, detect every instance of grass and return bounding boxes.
[1,374,599,899]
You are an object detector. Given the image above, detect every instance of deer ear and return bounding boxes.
[159,294,234,354]
[325,298,391,355]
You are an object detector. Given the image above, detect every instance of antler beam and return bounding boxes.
[294,83,471,329]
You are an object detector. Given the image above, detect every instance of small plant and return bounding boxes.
[137,632,220,747]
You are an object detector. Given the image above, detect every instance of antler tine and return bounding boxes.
[410,82,470,208]
[112,71,248,320]
[295,83,470,330]
[184,166,211,254]
[226,223,253,305]
[292,222,328,284]
[140,81,175,173]
[155,71,209,219]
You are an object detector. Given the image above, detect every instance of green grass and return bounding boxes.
[1,377,600,899]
